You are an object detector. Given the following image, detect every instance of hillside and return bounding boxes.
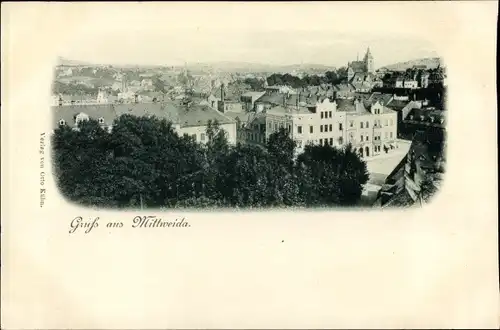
[180,61,336,73]
[57,57,94,67]
[379,57,444,71]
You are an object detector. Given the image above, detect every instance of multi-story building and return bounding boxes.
[52,101,237,145]
[239,96,399,159]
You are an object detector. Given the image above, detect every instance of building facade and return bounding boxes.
[241,96,399,159]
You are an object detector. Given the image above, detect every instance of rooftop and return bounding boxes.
[404,108,446,127]
[52,101,235,130]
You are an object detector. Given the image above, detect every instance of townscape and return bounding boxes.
[51,48,447,209]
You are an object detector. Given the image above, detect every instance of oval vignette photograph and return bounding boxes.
[50,6,447,211]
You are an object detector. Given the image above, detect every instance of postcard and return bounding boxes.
[1,1,499,329]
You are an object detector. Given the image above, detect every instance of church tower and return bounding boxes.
[364,47,374,73]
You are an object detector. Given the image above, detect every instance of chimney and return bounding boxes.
[221,83,225,101]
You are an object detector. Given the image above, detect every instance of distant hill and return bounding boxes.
[57,57,94,67]
[379,57,444,71]
[179,61,336,74]
[56,57,337,73]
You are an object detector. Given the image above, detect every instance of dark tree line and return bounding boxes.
[52,115,369,209]
[266,68,347,89]
[52,81,99,96]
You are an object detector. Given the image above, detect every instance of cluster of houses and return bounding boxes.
[52,78,443,164]
[380,65,447,89]
[53,48,446,162]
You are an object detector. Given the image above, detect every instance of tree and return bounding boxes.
[202,120,230,200]
[336,66,348,81]
[296,143,369,206]
[325,71,339,84]
[152,75,166,93]
[266,127,296,170]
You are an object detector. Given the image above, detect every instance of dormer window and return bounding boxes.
[59,119,66,126]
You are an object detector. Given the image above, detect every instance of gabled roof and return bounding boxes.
[348,61,366,73]
[369,92,393,105]
[241,91,266,99]
[52,104,117,129]
[385,99,409,111]
[334,83,355,92]
[404,108,446,127]
[52,101,235,130]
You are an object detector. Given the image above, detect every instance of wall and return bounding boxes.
[289,100,347,154]
[179,122,237,146]
[345,108,398,158]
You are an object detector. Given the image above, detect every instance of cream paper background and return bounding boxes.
[1,2,499,329]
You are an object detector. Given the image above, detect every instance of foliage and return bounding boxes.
[297,143,369,206]
[265,69,346,89]
[243,78,265,91]
[52,115,369,209]
[152,75,167,93]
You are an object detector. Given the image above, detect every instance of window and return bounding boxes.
[288,125,292,132]
[297,125,303,134]
[329,111,332,118]
[361,135,364,142]
[321,112,324,119]
[360,122,364,129]
[274,124,278,131]
[201,133,206,141]
[350,121,354,127]
[329,124,332,132]
[192,134,197,141]
[310,125,313,134]
[339,123,343,131]
[320,125,323,133]
[59,119,66,126]
[385,132,389,139]
[390,132,393,138]
[319,138,323,145]
[268,122,272,129]
[329,138,333,145]
[338,137,343,145]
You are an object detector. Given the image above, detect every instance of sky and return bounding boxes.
[56,2,445,68]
